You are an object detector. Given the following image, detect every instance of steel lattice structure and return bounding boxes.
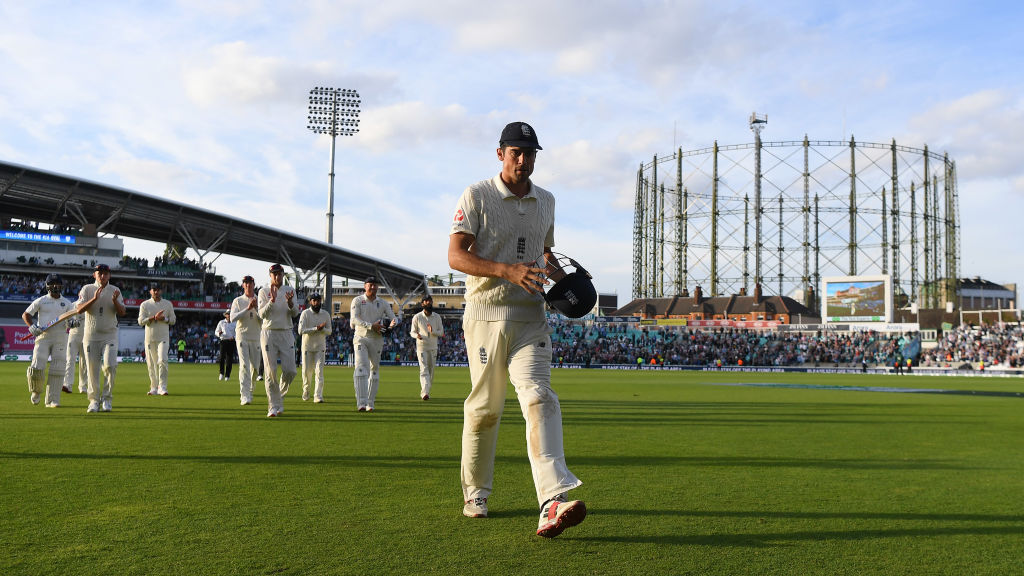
[633,137,960,310]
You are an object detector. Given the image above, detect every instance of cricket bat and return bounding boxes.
[39,308,80,333]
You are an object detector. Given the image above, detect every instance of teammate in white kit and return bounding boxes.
[448,121,586,537]
[64,299,86,394]
[138,283,176,395]
[350,276,397,412]
[77,263,126,413]
[410,294,444,400]
[229,275,262,405]
[22,274,74,407]
[298,292,332,403]
[257,263,299,417]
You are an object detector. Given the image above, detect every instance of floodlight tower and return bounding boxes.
[749,112,767,291]
[307,87,360,310]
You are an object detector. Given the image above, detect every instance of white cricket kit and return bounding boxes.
[410,310,444,398]
[138,297,176,394]
[298,307,333,402]
[24,294,73,406]
[451,174,581,507]
[350,293,397,409]
[79,282,125,408]
[230,294,262,404]
[258,285,299,414]
[64,316,86,393]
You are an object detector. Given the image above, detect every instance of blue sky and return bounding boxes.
[2,1,1022,304]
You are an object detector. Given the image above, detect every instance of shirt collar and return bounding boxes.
[493,175,535,200]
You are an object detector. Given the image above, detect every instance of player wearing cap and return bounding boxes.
[138,283,176,395]
[448,121,586,537]
[257,263,299,417]
[77,263,126,412]
[410,294,444,400]
[215,311,236,381]
[229,275,261,405]
[298,292,332,403]
[350,275,397,411]
[22,273,74,407]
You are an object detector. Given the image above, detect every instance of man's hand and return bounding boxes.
[285,290,294,306]
[247,298,258,310]
[29,324,43,337]
[506,261,548,295]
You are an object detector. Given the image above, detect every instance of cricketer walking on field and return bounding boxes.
[448,121,586,538]
[298,292,332,403]
[77,263,126,413]
[229,275,262,405]
[258,263,299,417]
[410,294,444,400]
[64,300,86,394]
[22,273,73,407]
[138,283,176,395]
[349,275,397,412]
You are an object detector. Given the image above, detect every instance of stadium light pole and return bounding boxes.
[307,87,360,312]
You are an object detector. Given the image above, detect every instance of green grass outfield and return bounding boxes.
[2,362,1023,575]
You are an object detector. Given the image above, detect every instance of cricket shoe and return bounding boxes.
[45,402,60,408]
[62,386,72,393]
[86,402,100,413]
[30,392,41,405]
[463,497,488,518]
[536,496,586,538]
[101,399,112,412]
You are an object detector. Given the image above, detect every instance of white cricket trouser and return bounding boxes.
[461,318,582,507]
[65,330,85,392]
[145,340,170,394]
[302,346,326,401]
[28,334,67,406]
[236,339,261,403]
[417,348,437,398]
[84,337,118,405]
[352,334,383,409]
[261,329,296,413]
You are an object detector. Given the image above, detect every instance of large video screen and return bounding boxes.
[822,275,891,323]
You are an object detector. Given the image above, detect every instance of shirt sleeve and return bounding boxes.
[450,185,478,238]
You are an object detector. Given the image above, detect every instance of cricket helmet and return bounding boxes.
[543,253,596,319]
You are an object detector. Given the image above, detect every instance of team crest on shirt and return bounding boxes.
[453,208,465,223]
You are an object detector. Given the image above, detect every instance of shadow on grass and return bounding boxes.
[562,507,1024,546]
[569,455,985,471]
[594,508,1024,523]
[0,450,460,468]
[576,525,1024,547]
[0,451,982,473]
